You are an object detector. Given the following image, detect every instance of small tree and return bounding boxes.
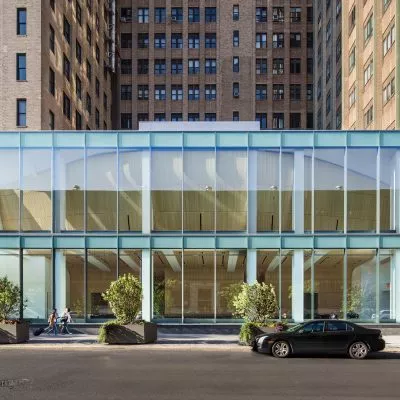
[102,274,142,324]
[0,276,24,322]
[232,282,279,324]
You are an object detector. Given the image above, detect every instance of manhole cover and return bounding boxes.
[0,379,31,388]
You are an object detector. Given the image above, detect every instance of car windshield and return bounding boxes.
[286,323,304,333]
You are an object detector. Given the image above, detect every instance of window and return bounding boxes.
[307,58,313,74]
[138,33,149,48]
[86,93,92,115]
[16,53,26,80]
[50,0,55,11]
[349,47,356,71]
[326,20,332,43]
[188,59,200,74]
[205,7,217,23]
[205,84,217,100]
[138,85,149,100]
[171,33,183,49]
[272,33,284,48]
[290,84,301,101]
[154,33,166,49]
[233,30,239,47]
[49,67,55,95]
[171,8,183,23]
[138,59,149,74]
[76,75,82,99]
[95,108,100,129]
[272,113,284,129]
[63,54,71,81]
[155,8,166,23]
[307,84,313,101]
[290,7,301,23]
[121,85,132,100]
[317,78,322,100]
[349,86,356,108]
[171,113,182,121]
[307,7,313,23]
[256,84,267,100]
[171,59,183,74]
[326,321,350,332]
[336,34,342,61]
[336,69,342,96]
[121,59,132,74]
[75,111,82,130]
[121,113,132,129]
[326,56,331,83]
[384,0,392,11]
[256,33,267,48]
[205,113,216,121]
[76,40,82,64]
[189,7,200,23]
[17,8,27,35]
[154,59,166,75]
[188,33,200,49]
[364,105,373,127]
[104,93,108,111]
[272,58,284,74]
[307,32,314,48]
[290,58,301,74]
[76,1,82,25]
[95,45,100,63]
[383,77,395,104]
[233,82,239,98]
[205,59,216,74]
[87,0,92,14]
[272,7,284,23]
[273,84,284,100]
[205,33,217,48]
[383,25,395,56]
[233,111,239,121]
[349,6,356,33]
[86,24,92,46]
[290,33,301,48]
[138,8,149,23]
[49,110,55,130]
[154,85,166,100]
[63,93,71,120]
[154,113,166,122]
[63,17,71,44]
[256,7,267,22]
[256,58,267,74]
[121,33,132,48]
[233,56,240,72]
[171,85,183,101]
[50,25,55,53]
[364,15,373,43]
[86,60,92,82]
[256,113,267,129]
[233,5,239,21]
[290,113,301,129]
[16,99,27,126]
[120,7,132,22]
[188,113,199,122]
[188,85,200,100]
[364,59,373,85]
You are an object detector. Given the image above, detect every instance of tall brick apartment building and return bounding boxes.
[117,0,314,130]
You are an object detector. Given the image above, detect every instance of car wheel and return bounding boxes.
[271,341,290,358]
[349,342,369,359]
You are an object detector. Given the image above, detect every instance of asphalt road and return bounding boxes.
[1,348,400,400]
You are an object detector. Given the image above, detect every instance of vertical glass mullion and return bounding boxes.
[19,248,23,319]
[311,250,315,319]
[214,250,217,323]
[375,249,380,323]
[311,148,315,234]
[343,249,347,319]
[84,247,88,322]
[344,148,348,234]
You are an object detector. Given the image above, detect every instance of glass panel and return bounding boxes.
[0,250,20,319]
[216,250,246,320]
[54,149,85,232]
[22,149,52,231]
[55,250,85,321]
[380,149,398,233]
[313,249,344,319]
[378,250,395,322]
[153,250,182,321]
[118,249,142,279]
[256,250,280,319]
[304,250,312,319]
[183,250,214,320]
[281,250,292,320]
[216,150,247,231]
[86,149,117,231]
[119,149,144,232]
[87,249,117,320]
[281,151,294,232]
[183,150,216,232]
[304,150,312,232]
[151,150,182,231]
[23,249,52,321]
[347,249,376,321]
[347,148,377,232]
[314,149,345,232]
[254,150,279,232]
[0,149,19,231]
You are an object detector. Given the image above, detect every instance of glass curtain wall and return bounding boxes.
[378,250,395,322]
[0,149,19,231]
[281,151,294,232]
[281,250,292,319]
[0,250,20,319]
[304,150,313,232]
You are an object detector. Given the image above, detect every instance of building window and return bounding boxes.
[307,32,314,48]
[326,19,332,43]
[326,90,332,115]
[188,7,200,23]
[256,33,267,48]
[290,84,301,101]
[256,7,267,23]
[171,59,183,75]
[317,78,322,100]
[272,113,284,129]
[16,99,27,126]
[233,111,239,121]
[171,8,183,23]
[383,77,395,104]
[205,59,217,74]
[154,33,166,49]
[50,25,55,53]
[154,85,166,101]
[384,0,392,12]
[50,0,55,11]
[336,69,342,97]
[63,54,71,81]
[75,111,82,130]
[17,8,27,35]
[95,108,100,129]
[233,5,239,21]
[171,113,182,121]
[76,1,82,25]
[273,84,284,100]
[188,59,200,74]
[120,7,132,22]
[171,33,183,49]
[86,93,92,115]
[307,58,313,74]
[49,110,55,130]
[290,58,301,74]
[383,25,395,56]
[364,59,373,85]
[154,59,166,75]
[364,106,373,127]
[86,24,92,46]
[307,113,313,129]
[349,86,356,108]
[205,84,217,101]
[49,67,55,95]
[16,53,26,81]
[103,93,108,111]
[138,85,149,100]
[205,33,217,48]
[63,93,71,120]
[272,58,284,74]
[76,40,82,64]
[121,33,132,48]
[138,8,149,23]
[205,7,217,23]
[188,85,200,100]
[233,82,239,98]
[121,59,132,74]
[256,58,267,74]
[256,84,267,100]
[155,8,166,23]
[154,113,166,122]
[272,33,284,48]
[63,17,71,44]
[121,85,132,100]
[188,33,200,49]
[290,113,301,129]
[326,57,331,83]
[86,60,92,82]
[272,7,284,23]
[349,47,356,71]
[364,15,373,44]
[349,6,356,33]
[137,33,149,49]
[256,113,267,129]
[87,0,92,14]
[290,7,301,23]
[205,113,216,121]
[171,85,183,101]
[307,7,313,23]
[233,56,239,72]
[290,33,301,48]
[138,59,149,74]
[188,113,200,122]
[307,84,313,101]
[76,75,82,99]
[233,30,239,47]
[95,45,100,63]
[121,113,132,129]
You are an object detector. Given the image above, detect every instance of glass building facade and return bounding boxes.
[0,129,400,324]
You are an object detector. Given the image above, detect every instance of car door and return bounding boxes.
[323,321,355,353]
[291,321,326,354]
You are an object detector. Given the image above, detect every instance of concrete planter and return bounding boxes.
[0,321,30,344]
[103,322,157,344]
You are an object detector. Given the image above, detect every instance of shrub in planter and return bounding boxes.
[99,274,157,344]
[0,276,29,344]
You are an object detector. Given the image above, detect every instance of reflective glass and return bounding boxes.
[281,250,292,319]
[304,150,312,232]
[119,249,142,279]
[0,250,20,318]
[281,151,294,232]
[378,250,395,322]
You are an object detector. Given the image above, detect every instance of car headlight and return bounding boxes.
[257,336,268,345]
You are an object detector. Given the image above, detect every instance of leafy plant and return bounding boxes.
[153,279,177,317]
[239,322,263,344]
[219,282,243,315]
[0,276,25,322]
[98,320,120,343]
[102,274,142,324]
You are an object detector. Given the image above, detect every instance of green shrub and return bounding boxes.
[0,276,25,322]
[239,322,263,345]
[98,320,120,343]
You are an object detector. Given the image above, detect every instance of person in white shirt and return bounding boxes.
[60,308,73,334]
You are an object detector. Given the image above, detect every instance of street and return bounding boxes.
[0,348,400,400]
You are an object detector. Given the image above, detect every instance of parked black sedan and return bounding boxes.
[252,320,385,359]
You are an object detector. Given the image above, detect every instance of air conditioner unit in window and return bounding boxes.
[171,16,178,21]
[233,89,240,98]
